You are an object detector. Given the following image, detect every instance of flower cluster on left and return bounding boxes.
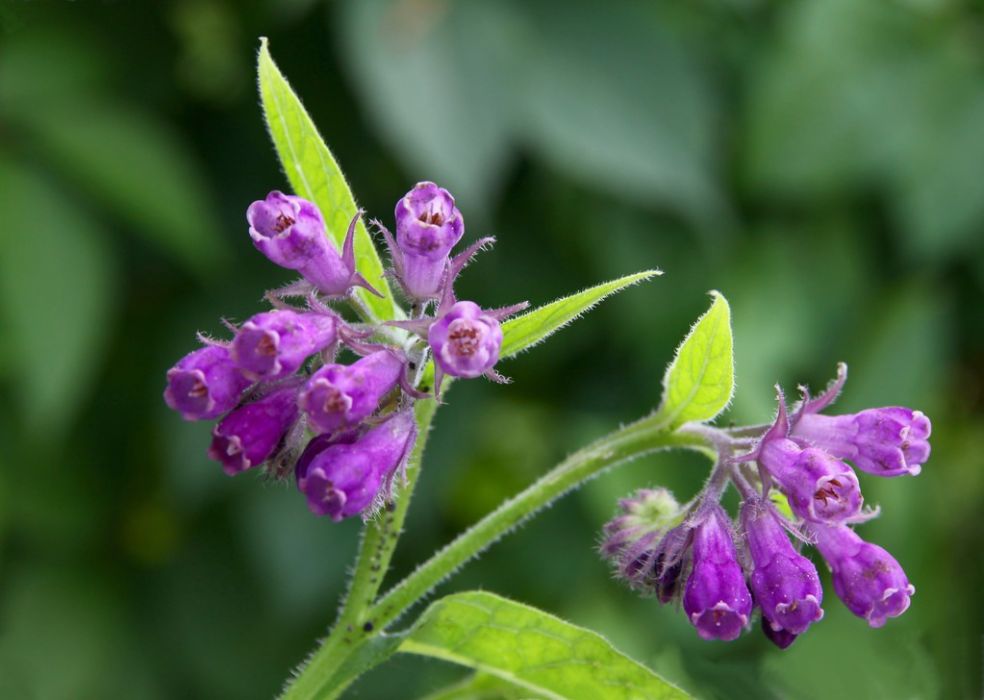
[163,182,525,521]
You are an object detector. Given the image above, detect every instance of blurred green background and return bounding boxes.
[1,0,982,698]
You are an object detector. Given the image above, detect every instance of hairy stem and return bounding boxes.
[369,414,707,630]
[281,398,438,700]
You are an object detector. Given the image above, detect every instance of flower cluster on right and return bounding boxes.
[601,364,931,648]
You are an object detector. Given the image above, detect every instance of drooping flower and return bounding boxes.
[247,191,379,296]
[758,438,863,525]
[682,505,753,641]
[792,407,931,477]
[208,385,300,475]
[811,524,914,628]
[741,499,823,639]
[230,309,337,381]
[164,345,252,420]
[299,350,404,435]
[296,411,417,521]
[389,182,464,300]
[429,301,503,379]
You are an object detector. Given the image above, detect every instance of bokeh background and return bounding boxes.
[1,1,982,698]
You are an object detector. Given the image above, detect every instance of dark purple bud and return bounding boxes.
[394,182,464,299]
[296,411,417,521]
[230,309,337,381]
[682,506,753,641]
[299,350,404,435]
[740,500,823,636]
[600,488,682,591]
[792,408,931,477]
[811,524,914,628]
[207,386,300,475]
[653,525,692,604]
[164,345,252,420]
[761,617,798,649]
[759,438,863,524]
[248,192,379,297]
[428,301,503,379]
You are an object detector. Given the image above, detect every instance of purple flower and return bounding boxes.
[811,524,914,628]
[392,182,464,299]
[299,350,404,435]
[296,411,417,521]
[761,619,798,649]
[428,301,503,379]
[741,500,823,637]
[653,524,693,604]
[759,437,863,524]
[247,191,379,297]
[682,506,753,641]
[230,309,337,381]
[207,385,300,475]
[600,488,682,591]
[792,408,931,477]
[164,345,252,420]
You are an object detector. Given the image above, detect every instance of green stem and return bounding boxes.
[368,414,706,630]
[281,398,438,700]
[283,413,710,699]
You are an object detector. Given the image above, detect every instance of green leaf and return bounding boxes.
[655,291,734,428]
[0,159,115,435]
[399,591,689,700]
[500,270,660,360]
[421,671,545,700]
[257,38,395,321]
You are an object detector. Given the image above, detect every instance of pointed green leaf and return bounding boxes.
[421,671,545,700]
[399,591,689,700]
[257,38,394,320]
[655,291,734,428]
[500,270,660,360]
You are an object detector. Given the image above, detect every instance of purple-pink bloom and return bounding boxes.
[811,524,914,628]
[296,411,417,521]
[741,500,823,637]
[248,191,379,296]
[207,385,300,475]
[428,301,503,379]
[299,350,404,435]
[164,345,252,420]
[393,182,464,299]
[792,407,931,477]
[759,438,863,524]
[230,309,337,381]
[682,506,752,641]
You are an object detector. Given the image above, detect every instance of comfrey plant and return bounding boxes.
[161,41,933,699]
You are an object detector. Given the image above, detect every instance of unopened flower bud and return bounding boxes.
[164,345,252,420]
[683,506,753,641]
[740,500,823,637]
[428,301,502,379]
[811,524,914,628]
[207,386,300,475]
[759,438,863,524]
[230,309,337,381]
[600,488,682,590]
[394,182,464,299]
[299,350,404,435]
[792,407,931,477]
[296,411,417,521]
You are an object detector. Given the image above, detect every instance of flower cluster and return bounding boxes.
[601,364,930,647]
[164,182,526,520]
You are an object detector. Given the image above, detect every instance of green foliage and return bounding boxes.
[0,160,114,434]
[655,292,734,429]
[400,592,688,700]
[257,39,394,320]
[422,672,546,700]
[500,271,661,360]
